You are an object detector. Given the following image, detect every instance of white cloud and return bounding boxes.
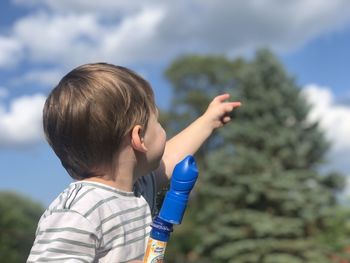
[0,36,23,67]
[99,7,165,63]
[303,84,350,153]
[12,0,155,16]
[4,0,350,67]
[303,85,350,198]
[7,8,164,67]
[12,12,103,66]
[0,94,46,147]
[12,68,64,87]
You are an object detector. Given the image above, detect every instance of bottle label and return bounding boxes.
[143,237,167,263]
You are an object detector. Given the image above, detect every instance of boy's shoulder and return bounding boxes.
[40,181,150,227]
[44,182,141,215]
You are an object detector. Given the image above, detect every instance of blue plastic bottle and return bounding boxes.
[144,155,199,262]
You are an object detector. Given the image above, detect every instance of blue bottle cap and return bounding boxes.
[150,216,173,242]
[159,155,199,224]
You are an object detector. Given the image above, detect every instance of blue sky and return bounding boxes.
[0,0,350,206]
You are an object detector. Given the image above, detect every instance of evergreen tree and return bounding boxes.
[0,191,43,263]
[164,50,344,262]
[164,55,243,162]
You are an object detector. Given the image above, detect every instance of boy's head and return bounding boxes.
[43,63,156,180]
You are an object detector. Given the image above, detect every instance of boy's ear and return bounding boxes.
[130,125,148,153]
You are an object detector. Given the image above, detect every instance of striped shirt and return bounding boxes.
[27,173,157,263]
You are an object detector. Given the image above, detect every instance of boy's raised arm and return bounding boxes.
[154,94,241,190]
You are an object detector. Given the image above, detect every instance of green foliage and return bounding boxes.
[0,191,43,263]
[316,207,350,256]
[164,49,345,262]
[164,207,201,263]
[164,55,241,132]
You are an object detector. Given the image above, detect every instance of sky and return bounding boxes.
[0,0,350,206]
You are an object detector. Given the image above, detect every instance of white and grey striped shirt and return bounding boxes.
[27,174,157,263]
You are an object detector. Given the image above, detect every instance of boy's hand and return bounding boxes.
[155,93,241,189]
[202,93,241,129]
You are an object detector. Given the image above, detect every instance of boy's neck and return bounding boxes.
[83,147,141,192]
[83,176,135,192]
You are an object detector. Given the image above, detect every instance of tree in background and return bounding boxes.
[318,206,350,263]
[164,49,345,262]
[0,191,43,263]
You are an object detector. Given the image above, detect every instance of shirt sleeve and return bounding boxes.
[134,172,157,217]
[27,210,99,263]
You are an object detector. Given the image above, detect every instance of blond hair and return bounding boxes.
[43,63,156,179]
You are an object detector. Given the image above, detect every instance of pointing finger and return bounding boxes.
[224,102,242,112]
[214,93,230,102]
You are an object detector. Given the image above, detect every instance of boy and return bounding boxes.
[27,63,241,262]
